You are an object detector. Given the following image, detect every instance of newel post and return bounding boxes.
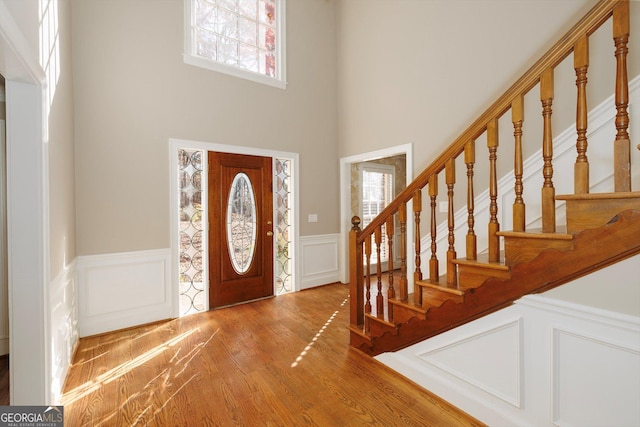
[349,216,364,326]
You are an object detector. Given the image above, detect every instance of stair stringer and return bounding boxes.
[355,209,640,356]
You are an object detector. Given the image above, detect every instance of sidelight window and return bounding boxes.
[178,149,206,315]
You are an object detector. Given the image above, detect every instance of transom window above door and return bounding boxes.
[184,0,287,89]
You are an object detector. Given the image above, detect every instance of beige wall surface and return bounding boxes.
[1,0,39,58]
[48,0,76,280]
[336,0,639,172]
[1,0,77,280]
[72,0,339,255]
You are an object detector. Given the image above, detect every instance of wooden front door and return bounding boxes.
[208,152,274,309]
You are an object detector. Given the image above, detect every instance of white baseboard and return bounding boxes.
[76,249,173,337]
[377,287,640,427]
[50,261,78,404]
[299,234,340,289]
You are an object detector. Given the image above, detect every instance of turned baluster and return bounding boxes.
[512,95,526,232]
[487,118,500,262]
[540,68,556,233]
[364,233,372,323]
[349,216,363,326]
[375,226,384,318]
[613,1,631,192]
[386,215,395,322]
[574,36,590,194]
[414,189,423,283]
[446,159,457,286]
[465,140,477,260]
[398,202,408,301]
[429,175,439,282]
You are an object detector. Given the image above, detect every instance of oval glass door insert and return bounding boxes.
[226,172,257,274]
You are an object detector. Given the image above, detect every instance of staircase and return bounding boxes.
[348,0,639,356]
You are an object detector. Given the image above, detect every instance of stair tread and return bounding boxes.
[416,277,465,296]
[389,293,427,313]
[349,324,373,341]
[452,253,510,271]
[497,225,573,240]
[556,191,640,201]
[364,312,395,327]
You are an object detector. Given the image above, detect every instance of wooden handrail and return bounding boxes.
[356,0,621,243]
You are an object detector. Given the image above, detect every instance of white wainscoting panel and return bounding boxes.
[376,292,640,427]
[299,234,340,289]
[50,261,78,403]
[76,249,173,337]
[417,318,523,408]
[552,328,640,427]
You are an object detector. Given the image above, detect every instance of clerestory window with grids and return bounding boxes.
[184,0,286,89]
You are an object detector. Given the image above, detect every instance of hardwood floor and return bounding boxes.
[61,283,484,426]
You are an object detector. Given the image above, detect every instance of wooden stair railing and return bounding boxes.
[348,0,637,355]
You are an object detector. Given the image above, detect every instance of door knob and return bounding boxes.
[266,231,274,236]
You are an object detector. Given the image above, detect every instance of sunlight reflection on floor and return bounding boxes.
[290,297,348,368]
[60,327,215,406]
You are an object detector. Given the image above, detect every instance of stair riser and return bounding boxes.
[503,238,574,266]
[389,305,426,324]
[420,288,464,308]
[565,198,640,233]
[366,315,398,337]
[457,267,511,289]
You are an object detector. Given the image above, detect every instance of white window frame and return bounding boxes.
[183,0,287,89]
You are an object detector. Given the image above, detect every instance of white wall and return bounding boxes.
[544,255,640,317]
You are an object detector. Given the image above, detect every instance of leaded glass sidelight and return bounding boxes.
[178,149,206,316]
[227,173,257,274]
[275,158,292,294]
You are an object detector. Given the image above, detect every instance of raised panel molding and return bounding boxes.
[300,234,340,290]
[76,249,173,337]
[552,329,640,427]
[377,292,640,427]
[417,318,523,408]
[50,261,78,403]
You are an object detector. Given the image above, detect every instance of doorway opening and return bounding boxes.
[339,143,414,287]
[170,140,298,316]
